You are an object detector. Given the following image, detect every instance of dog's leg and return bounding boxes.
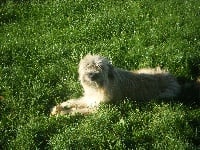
[50,97,97,115]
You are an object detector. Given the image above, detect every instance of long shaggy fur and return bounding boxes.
[51,54,180,115]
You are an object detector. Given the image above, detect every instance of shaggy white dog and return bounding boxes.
[51,54,180,115]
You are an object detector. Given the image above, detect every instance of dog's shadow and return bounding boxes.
[176,77,200,108]
[176,57,200,108]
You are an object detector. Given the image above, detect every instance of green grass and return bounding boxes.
[0,0,200,149]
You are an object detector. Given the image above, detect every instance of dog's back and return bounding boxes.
[110,67,180,101]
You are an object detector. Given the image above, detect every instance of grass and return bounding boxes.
[0,0,200,149]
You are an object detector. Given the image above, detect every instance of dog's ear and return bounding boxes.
[108,63,114,79]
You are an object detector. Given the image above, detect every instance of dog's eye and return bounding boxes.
[96,64,104,70]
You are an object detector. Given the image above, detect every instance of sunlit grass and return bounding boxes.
[0,0,200,149]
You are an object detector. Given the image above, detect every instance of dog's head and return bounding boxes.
[78,54,114,87]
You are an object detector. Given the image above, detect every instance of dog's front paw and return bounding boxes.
[50,105,63,116]
[50,101,72,116]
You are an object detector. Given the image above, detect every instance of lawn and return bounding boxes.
[0,0,200,149]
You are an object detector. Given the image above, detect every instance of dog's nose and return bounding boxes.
[88,73,98,80]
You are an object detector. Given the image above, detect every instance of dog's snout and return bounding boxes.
[88,72,99,80]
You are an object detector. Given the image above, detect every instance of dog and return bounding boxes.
[51,54,180,115]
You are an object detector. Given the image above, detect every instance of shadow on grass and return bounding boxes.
[177,77,200,108]
[188,56,200,80]
[177,56,200,108]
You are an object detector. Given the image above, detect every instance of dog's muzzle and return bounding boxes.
[88,72,100,81]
